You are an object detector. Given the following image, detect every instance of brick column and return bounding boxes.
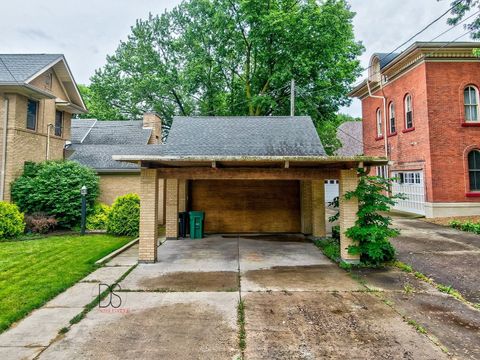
[178,179,187,212]
[339,169,360,263]
[300,181,312,234]
[139,169,159,263]
[157,179,166,225]
[312,179,326,237]
[166,179,179,239]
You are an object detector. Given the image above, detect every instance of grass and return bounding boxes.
[0,234,133,333]
[237,300,246,356]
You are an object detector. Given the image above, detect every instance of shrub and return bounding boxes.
[24,213,58,234]
[11,161,99,228]
[343,170,405,266]
[0,202,25,239]
[107,194,140,236]
[87,203,111,230]
[449,220,480,234]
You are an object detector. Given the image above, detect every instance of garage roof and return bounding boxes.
[164,116,326,156]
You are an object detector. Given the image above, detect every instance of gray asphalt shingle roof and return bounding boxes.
[0,54,63,83]
[71,120,152,145]
[68,145,145,171]
[336,121,363,156]
[69,119,153,170]
[163,116,325,156]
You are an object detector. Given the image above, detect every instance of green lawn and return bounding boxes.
[0,234,133,333]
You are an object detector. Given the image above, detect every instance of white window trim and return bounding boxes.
[464,85,480,123]
[405,94,413,129]
[376,108,383,137]
[389,102,396,134]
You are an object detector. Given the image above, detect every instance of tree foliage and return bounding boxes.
[88,0,363,138]
[448,0,480,39]
[344,170,404,265]
[76,84,125,120]
[11,161,99,228]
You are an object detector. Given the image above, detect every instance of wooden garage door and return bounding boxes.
[190,180,301,233]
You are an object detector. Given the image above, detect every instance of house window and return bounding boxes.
[376,108,382,137]
[377,165,388,179]
[55,111,63,137]
[464,86,479,122]
[26,100,38,130]
[389,102,396,134]
[468,150,480,191]
[404,94,413,129]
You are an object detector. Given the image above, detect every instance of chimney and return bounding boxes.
[143,112,162,144]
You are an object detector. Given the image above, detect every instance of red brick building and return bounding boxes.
[350,42,480,218]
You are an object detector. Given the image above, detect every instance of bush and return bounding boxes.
[87,203,111,230]
[24,213,58,234]
[343,170,405,266]
[0,202,25,239]
[107,194,140,236]
[11,161,99,228]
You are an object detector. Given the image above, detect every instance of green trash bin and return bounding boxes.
[189,211,204,239]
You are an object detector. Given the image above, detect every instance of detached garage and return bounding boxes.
[190,180,301,233]
[112,115,388,264]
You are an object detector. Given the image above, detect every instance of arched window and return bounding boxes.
[404,94,413,129]
[464,86,479,122]
[389,102,396,134]
[376,108,382,137]
[469,150,480,191]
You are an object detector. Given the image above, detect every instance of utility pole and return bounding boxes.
[290,78,295,116]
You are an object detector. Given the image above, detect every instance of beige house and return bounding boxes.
[113,116,387,263]
[0,54,87,201]
[69,113,165,222]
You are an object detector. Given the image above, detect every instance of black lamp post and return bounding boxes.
[80,185,87,235]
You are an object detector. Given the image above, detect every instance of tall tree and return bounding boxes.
[88,0,363,144]
[448,0,480,39]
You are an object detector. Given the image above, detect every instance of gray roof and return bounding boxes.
[68,145,144,171]
[0,54,63,83]
[71,119,152,145]
[70,119,96,144]
[69,119,153,170]
[373,52,400,69]
[163,116,325,156]
[336,121,363,156]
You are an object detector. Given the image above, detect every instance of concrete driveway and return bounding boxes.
[25,234,447,360]
[391,214,480,303]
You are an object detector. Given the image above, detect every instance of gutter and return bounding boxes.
[112,154,389,166]
[0,95,8,201]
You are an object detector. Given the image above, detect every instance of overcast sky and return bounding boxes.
[0,0,472,117]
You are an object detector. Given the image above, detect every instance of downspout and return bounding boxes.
[0,95,8,201]
[46,123,53,160]
[367,79,388,159]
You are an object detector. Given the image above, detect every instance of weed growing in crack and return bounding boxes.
[237,300,246,356]
[407,319,427,334]
[403,283,415,295]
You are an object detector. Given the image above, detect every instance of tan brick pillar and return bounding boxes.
[339,169,360,263]
[312,179,326,237]
[300,181,312,234]
[165,179,179,239]
[178,179,187,212]
[157,179,166,225]
[139,169,159,263]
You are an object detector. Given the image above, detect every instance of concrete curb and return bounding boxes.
[95,238,139,265]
